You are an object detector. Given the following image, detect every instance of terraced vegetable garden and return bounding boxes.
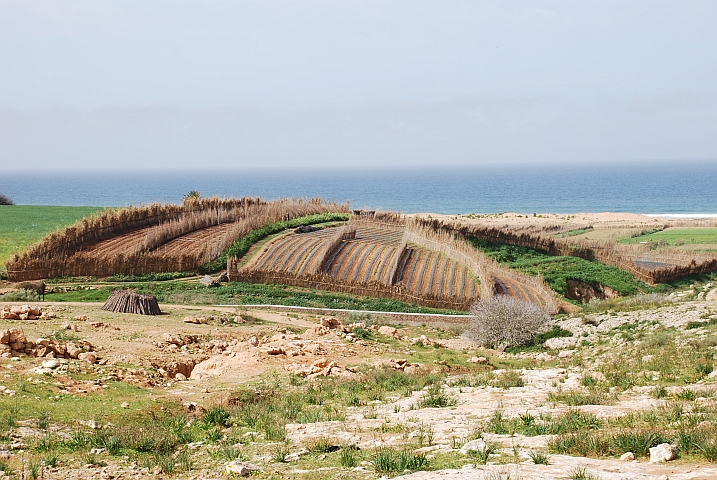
[5,197,349,281]
[237,224,490,309]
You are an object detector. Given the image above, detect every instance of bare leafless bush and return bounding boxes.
[466,295,552,349]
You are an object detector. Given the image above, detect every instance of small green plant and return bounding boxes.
[340,445,359,468]
[306,437,335,453]
[37,411,50,431]
[528,450,550,464]
[0,459,12,476]
[28,459,42,480]
[548,389,612,406]
[466,441,498,465]
[580,375,598,388]
[571,467,601,480]
[492,370,524,389]
[417,384,457,408]
[352,326,372,340]
[204,427,223,443]
[51,329,81,342]
[370,447,428,475]
[272,443,289,463]
[202,407,231,428]
[675,389,696,401]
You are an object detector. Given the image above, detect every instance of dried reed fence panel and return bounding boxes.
[403,220,558,313]
[413,217,717,285]
[6,197,349,281]
[229,269,474,311]
[102,290,161,315]
[311,225,357,274]
[348,211,407,229]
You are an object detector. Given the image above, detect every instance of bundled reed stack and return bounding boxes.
[102,290,161,315]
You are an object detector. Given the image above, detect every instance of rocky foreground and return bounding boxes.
[0,294,717,479]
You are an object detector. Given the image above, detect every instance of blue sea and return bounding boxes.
[1,162,716,216]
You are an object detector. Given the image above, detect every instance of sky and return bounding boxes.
[1,0,716,171]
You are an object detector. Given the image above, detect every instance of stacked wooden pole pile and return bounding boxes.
[101,290,161,315]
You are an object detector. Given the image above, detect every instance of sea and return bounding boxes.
[1,161,716,216]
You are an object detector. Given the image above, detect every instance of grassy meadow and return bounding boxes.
[0,205,105,265]
[620,227,717,247]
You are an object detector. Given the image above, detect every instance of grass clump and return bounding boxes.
[465,441,498,465]
[548,389,613,406]
[370,447,428,475]
[339,445,359,467]
[417,384,457,408]
[528,450,550,465]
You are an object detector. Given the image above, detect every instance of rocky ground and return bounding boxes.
[1,293,717,479]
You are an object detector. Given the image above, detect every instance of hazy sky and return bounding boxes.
[1,1,716,170]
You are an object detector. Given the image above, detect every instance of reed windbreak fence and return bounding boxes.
[413,217,717,285]
[6,197,349,281]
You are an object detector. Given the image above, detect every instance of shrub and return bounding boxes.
[0,194,14,205]
[466,296,552,349]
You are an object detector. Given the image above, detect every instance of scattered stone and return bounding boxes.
[78,352,98,364]
[0,305,41,320]
[320,317,344,329]
[200,275,219,287]
[121,402,129,408]
[459,439,487,454]
[183,316,208,324]
[162,333,183,346]
[175,372,187,381]
[41,359,60,369]
[649,443,677,463]
[467,356,489,364]
[544,336,578,350]
[224,461,261,476]
[621,452,635,461]
[378,326,398,337]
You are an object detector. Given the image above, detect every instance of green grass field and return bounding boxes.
[0,206,105,266]
[620,227,717,246]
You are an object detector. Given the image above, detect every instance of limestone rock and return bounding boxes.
[200,275,219,287]
[162,333,183,345]
[224,461,261,476]
[544,336,578,350]
[467,356,489,364]
[320,317,343,329]
[183,316,208,324]
[378,326,398,336]
[649,443,676,463]
[459,439,487,454]
[78,352,98,364]
[620,452,635,461]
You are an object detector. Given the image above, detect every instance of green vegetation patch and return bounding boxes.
[0,205,105,265]
[467,238,647,296]
[620,227,717,246]
[46,280,465,314]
